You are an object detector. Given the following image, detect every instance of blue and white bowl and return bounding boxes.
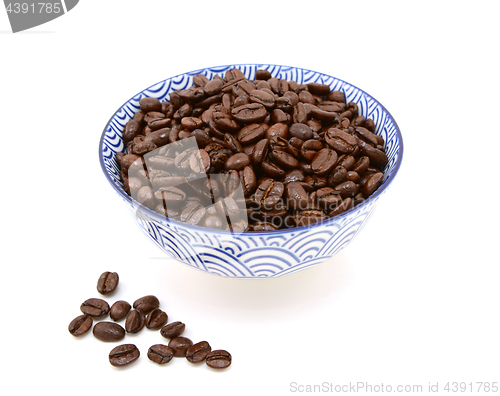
[99,64,403,278]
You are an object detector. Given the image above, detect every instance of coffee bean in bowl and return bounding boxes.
[99,64,403,278]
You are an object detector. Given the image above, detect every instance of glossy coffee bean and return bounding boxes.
[148,344,174,364]
[311,148,338,176]
[68,314,93,337]
[160,321,186,339]
[97,271,119,295]
[206,350,232,369]
[109,344,140,367]
[125,310,145,333]
[80,298,110,318]
[145,308,169,330]
[133,295,160,315]
[110,301,131,322]
[168,337,193,357]
[186,341,212,363]
[93,321,126,342]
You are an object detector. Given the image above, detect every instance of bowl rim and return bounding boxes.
[99,63,404,236]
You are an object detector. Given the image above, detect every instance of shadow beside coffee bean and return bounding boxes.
[68,271,231,369]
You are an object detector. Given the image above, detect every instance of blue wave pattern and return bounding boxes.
[101,64,401,278]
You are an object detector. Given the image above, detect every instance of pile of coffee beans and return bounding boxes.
[68,272,231,369]
[116,68,388,231]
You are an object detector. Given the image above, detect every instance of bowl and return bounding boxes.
[99,64,403,278]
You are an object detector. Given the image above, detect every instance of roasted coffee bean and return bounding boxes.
[271,149,299,169]
[180,200,207,225]
[325,128,358,154]
[337,154,356,171]
[301,139,323,161]
[68,314,93,337]
[363,172,384,197]
[328,197,353,217]
[136,186,155,209]
[125,310,145,333]
[334,181,359,199]
[352,156,370,174]
[305,175,327,190]
[285,182,309,210]
[224,132,243,153]
[311,148,338,176]
[206,350,232,369]
[251,220,279,231]
[80,298,110,318]
[145,308,168,330]
[240,166,257,197]
[155,186,186,206]
[266,122,288,139]
[237,123,266,145]
[93,321,126,342]
[168,337,193,357]
[261,161,285,179]
[133,295,159,315]
[97,271,119,295]
[252,138,269,165]
[123,120,141,143]
[140,97,161,113]
[315,187,342,211]
[186,341,212,363]
[249,89,275,108]
[109,344,140,367]
[293,210,328,227]
[160,321,186,339]
[307,82,331,96]
[232,103,268,124]
[110,301,131,322]
[203,214,225,229]
[254,179,284,209]
[225,152,251,171]
[148,344,175,364]
[289,123,313,141]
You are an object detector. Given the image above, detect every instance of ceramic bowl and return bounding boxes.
[99,64,403,278]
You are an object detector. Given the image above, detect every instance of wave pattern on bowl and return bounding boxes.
[100,64,402,278]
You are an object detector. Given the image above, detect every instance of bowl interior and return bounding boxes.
[99,64,403,234]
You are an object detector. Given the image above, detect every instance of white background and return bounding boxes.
[1,1,499,395]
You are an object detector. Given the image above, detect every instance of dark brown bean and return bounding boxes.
[148,344,174,364]
[93,321,126,342]
[110,301,131,322]
[160,321,186,339]
[363,172,384,197]
[206,350,232,369]
[97,271,119,295]
[311,148,338,176]
[186,341,212,363]
[80,298,110,318]
[145,308,168,330]
[139,97,161,113]
[237,123,266,145]
[225,152,251,171]
[285,182,309,210]
[168,337,193,357]
[133,295,159,315]
[109,344,140,367]
[125,310,145,333]
[68,314,93,337]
